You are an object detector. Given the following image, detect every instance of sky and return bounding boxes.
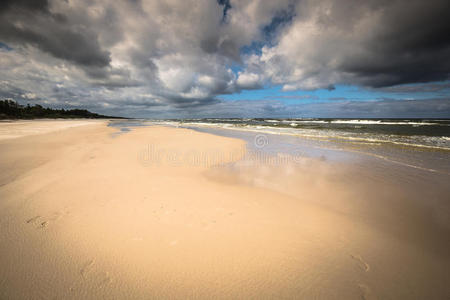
[1,0,450,118]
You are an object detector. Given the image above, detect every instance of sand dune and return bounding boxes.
[0,121,449,299]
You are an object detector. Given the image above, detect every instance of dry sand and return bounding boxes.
[0,119,105,141]
[0,121,449,299]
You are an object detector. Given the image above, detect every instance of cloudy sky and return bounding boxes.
[1,0,449,118]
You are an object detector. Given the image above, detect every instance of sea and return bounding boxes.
[109,118,450,174]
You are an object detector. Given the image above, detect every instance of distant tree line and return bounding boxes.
[0,99,123,119]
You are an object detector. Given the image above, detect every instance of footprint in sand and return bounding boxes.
[350,254,370,272]
[80,259,95,277]
[26,216,41,224]
[358,283,376,300]
[26,210,70,229]
[79,259,113,287]
[26,216,47,229]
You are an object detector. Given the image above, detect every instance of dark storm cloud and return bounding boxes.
[0,0,111,68]
[343,3,450,87]
[0,81,28,100]
[0,0,49,13]
[217,0,232,21]
[378,82,450,93]
[200,36,241,61]
[258,0,450,90]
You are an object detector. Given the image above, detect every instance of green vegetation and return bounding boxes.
[0,99,123,119]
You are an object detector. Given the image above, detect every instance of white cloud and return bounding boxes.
[0,0,449,117]
[23,93,36,99]
[236,72,262,89]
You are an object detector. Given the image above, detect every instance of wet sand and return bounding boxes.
[0,121,449,299]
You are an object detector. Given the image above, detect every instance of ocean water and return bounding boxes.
[109,118,450,174]
[160,118,450,150]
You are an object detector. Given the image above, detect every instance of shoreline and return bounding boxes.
[0,120,449,299]
[185,124,450,175]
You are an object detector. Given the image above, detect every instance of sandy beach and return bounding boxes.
[0,120,449,299]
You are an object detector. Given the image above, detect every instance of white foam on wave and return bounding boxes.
[174,121,450,151]
[283,120,444,126]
